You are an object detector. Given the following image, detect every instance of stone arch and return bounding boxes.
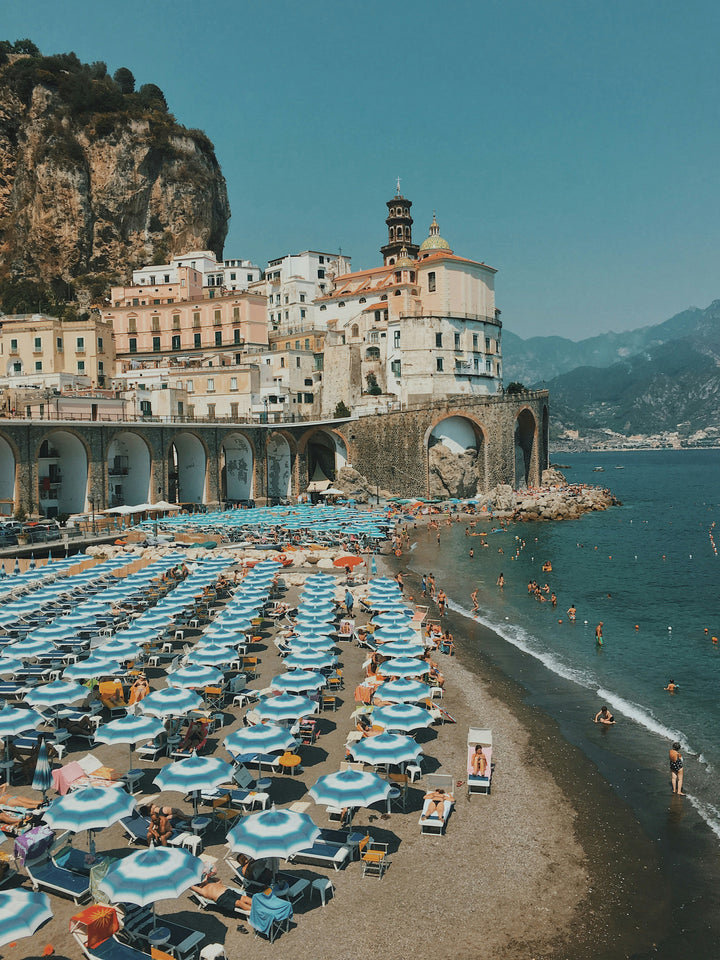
[37,429,89,517]
[425,414,488,498]
[221,432,254,503]
[266,432,293,501]
[0,435,16,511]
[300,428,348,487]
[106,431,151,507]
[168,432,207,505]
[515,407,537,489]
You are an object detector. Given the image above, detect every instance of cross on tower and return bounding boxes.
[396,176,402,195]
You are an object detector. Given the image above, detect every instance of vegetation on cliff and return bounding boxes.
[0,39,230,315]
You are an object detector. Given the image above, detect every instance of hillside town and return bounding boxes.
[0,188,504,428]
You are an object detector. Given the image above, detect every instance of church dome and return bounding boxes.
[419,213,452,253]
[395,246,415,268]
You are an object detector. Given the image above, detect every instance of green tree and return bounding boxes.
[13,39,40,55]
[365,372,382,395]
[334,401,351,418]
[506,382,527,394]
[113,66,135,94]
[138,83,168,111]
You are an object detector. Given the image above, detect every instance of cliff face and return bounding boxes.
[0,53,229,297]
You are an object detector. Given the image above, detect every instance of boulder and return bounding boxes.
[428,444,480,499]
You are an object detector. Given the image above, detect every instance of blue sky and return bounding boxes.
[5,1,720,339]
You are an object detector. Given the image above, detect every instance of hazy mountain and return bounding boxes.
[503,301,720,441]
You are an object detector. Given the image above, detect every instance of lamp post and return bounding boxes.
[90,498,96,536]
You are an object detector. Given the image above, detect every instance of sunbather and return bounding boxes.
[60,715,96,738]
[356,714,373,737]
[128,674,150,704]
[178,719,208,752]
[471,746,488,777]
[190,878,252,924]
[236,853,273,885]
[421,788,451,824]
[147,805,172,846]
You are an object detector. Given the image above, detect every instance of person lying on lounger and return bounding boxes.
[470,745,488,777]
[59,715,96,738]
[236,853,273,885]
[421,788,451,824]
[190,879,254,927]
[178,719,208,751]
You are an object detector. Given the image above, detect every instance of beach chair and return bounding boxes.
[467,728,493,797]
[419,773,455,835]
[360,839,389,878]
[121,906,205,960]
[70,905,151,960]
[25,852,92,903]
[201,764,268,812]
[288,840,351,872]
[136,732,169,761]
[99,680,127,718]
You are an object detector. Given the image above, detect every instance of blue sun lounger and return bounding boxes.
[25,853,91,903]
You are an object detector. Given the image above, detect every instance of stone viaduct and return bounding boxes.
[0,390,548,515]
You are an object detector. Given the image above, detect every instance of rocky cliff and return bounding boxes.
[0,49,229,305]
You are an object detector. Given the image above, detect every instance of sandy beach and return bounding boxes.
[4,542,667,960]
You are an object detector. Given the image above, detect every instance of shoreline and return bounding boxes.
[385,554,669,958]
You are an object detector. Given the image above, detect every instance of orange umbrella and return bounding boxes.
[333,555,364,569]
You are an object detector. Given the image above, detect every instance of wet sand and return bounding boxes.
[7,552,667,960]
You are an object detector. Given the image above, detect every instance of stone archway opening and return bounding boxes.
[221,434,254,504]
[266,433,292,503]
[168,433,206,505]
[427,416,485,498]
[107,432,151,507]
[38,431,88,518]
[0,437,15,515]
[515,409,536,489]
[306,430,348,487]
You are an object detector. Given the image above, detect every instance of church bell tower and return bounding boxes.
[380,180,419,266]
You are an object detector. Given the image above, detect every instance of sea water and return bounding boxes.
[405,448,720,843]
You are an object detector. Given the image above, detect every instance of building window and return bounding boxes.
[428,271,436,292]
[296,357,301,368]
[129,338,137,353]
[436,357,444,372]
[35,361,42,371]
[78,360,85,373]
[207,378,215,392]
[393,331,400,348]
[230,273,236,281]
[304,338,310,349]
[230,402,238,418]
[366,346,381,361]
[233,329,241,344]
[391,359,401,377]
[99,361,104,373]
[9,339,17,353]
[132,298,139,307]
[486,359,492,372]
[454,332,461,349]
[319,304,327,311]
[230,377,238,391]
[317,269,325,279]
[152,336,161,352]
[207,403,216,418]
[172,314,180,330]
[98,337,104,352]
[214,310,221,325]
[435,332,443,348]
[300,308,306,319]
[56,337,63,351]
[215,331,222,346]
[233,306,240,321]
[300,293,306,303]
[486,337,492,352]
[151,316,159,331]
[129,318,137,333]
[172,335,181,350]
[34,337,42,351]
[280,358,285,368]
[194,333,201,348]
[186,381,194,393]
[370,331,379,343]
[76,336,85,351]
[193,312,200,328]
[304,393,313,403]
[473,333,478,350]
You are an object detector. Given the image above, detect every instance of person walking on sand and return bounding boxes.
[669,742,685,795]
[567,603,577,621]
[595,622,603,646]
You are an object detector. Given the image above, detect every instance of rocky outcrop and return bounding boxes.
[0,52,229,300]
[469,479,619,521]
[428,443,480,499]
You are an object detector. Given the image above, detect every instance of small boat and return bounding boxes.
[615,465,625,470]
[593,467,605,472]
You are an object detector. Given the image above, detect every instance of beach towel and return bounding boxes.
[14,824,54,865]
[249,891,293,936]
[52,761,84,795]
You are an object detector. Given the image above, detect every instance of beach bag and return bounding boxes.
[14,824,54,865]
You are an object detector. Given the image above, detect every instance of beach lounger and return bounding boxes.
[190,884,250,919]
[76,933,152,960]
[119,811,187,847]
[288,841,351,871]
[419,773,455,835]
[136,732,168,761]
[25,853,92,903]
[360,840,389,878]
[467,727,493,797]
[121,906,205,960]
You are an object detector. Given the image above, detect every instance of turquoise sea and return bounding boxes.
[406,448,720,846]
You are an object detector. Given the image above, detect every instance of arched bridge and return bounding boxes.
[0,391,548,515]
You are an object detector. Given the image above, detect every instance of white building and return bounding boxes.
[264,250,352,336]
[132,250,261,294]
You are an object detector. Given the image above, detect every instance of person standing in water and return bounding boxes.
[567,604,577,622]
[595,622,603,645]
[669,742,685,795]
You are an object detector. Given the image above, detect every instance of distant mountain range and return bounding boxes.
[503,300,720,445]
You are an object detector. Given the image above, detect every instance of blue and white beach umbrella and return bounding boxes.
[95,714,165,771]
[226,809,320,861]
[62,654,123,681]
[372,624,419,643]
[375,641,426,659]
[98,638,143,661]
[269,671,326,694]
[141,686,203,717]
[25,679,88,711]
[185,644,234,667]
[374,678,432,704]
[0,658,25,676]
[372,702,433,732]
[224,722,296,757]
[256,693,318,723]
[43,786,137,855]
[154,751,233,815]
[351,731,423,766]
[166,663,223,689]
[287,637,336,653]
[308,768,391,809]
[377,656,429,679]
[0,704,44,740]
[7,637,56,660]
[284,650,337,671]
[0,889,52,948]
[99,847,204,922]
